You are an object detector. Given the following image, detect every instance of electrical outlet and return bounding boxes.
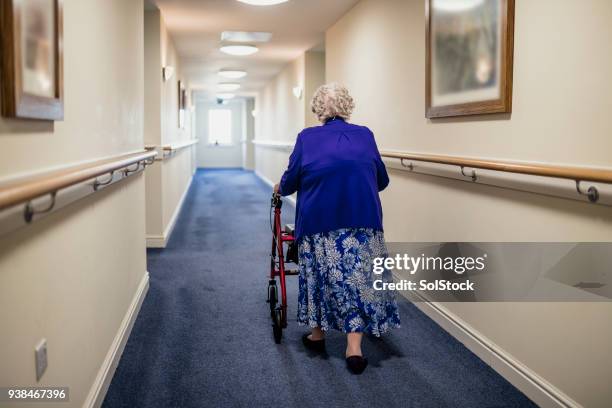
[34,339,47,381]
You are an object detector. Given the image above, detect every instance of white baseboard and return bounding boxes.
[400,288,580,408]
[254,170,296,207]
[146,175,193,248]
[145,234,166,248]
[84,271,150,408]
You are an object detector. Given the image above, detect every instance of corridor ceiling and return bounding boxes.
[148,0,359,100]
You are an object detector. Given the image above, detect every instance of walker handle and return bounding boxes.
[271,192,282,209]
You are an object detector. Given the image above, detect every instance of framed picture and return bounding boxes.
[178,80,185,128]
[0,0,64,120]
[426,0,514,118]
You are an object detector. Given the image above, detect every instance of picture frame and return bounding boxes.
[178,80,185,128]
[0,0,64,120]
[425,0,514,118]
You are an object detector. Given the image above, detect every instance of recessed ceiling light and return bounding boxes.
[218,70,247,79]
[220,44,258,56]
[218,83,241,91]
[433,0,484,12]
[221,31,272,43]
[237,0,289,5]
[217,93,236,100]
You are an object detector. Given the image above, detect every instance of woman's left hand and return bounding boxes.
[274,183,280,194]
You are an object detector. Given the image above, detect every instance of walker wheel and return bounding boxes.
[267,282,277,318]
[272,307,282,344]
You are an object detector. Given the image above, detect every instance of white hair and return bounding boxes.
[310,83,355,123]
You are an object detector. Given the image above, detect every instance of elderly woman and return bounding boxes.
[274,83,400,374]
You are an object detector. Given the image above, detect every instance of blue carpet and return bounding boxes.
[103,169,536,408]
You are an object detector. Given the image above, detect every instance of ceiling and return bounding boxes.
[148,0,359,100]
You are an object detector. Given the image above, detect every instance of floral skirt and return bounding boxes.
[297,228,400,336]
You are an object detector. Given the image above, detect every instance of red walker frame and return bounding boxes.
[267,193,298,343]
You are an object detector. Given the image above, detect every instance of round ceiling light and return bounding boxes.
[217,93,236,100]
[218,83,241,91]
[220,44,258,56]
[237,0,289,5]
[218,70,247,79]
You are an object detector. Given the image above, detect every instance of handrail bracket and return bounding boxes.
[460,166,477,182]
[24,192,57,223]
[400,158,414,171]
[93,171,115,191]
[123,162,142,176]
[575,180,599,203]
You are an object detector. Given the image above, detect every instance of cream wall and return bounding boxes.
[160,17,192,147]
[255,52,324,185]
[160,17,194,239]
[257,54,306,144]
[243,98,256,170]
[304,51,326,128]
[254,147,295,188]
[326,0,612,407]
[0,1,146,407]
[144,10,195,247]
[144,11,162,146]
[144,11,163,238]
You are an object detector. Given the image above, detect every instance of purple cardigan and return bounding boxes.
[279,117,389,240]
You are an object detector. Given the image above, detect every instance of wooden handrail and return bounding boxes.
[380,150,612,184]
[252,139,294,148]
[162,139,199,152]
[251,139,294,153]
[0,150,157,211]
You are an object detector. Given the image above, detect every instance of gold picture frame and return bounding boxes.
[1,0,64,120]
[426,0,514,118]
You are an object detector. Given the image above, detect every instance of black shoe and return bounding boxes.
[302,333,325,352]
[346,355,368,374]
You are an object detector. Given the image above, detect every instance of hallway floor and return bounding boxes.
[103,169,536,408]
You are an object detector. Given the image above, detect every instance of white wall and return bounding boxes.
[144,10,196,247]
[0,1,147,406]
[195,99,245,168]
[326,0,612,407]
